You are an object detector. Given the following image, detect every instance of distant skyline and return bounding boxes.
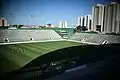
[0,0,111,27]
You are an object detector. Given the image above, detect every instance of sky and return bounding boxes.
[0,0,111,27]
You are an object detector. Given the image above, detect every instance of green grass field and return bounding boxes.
[0,41,84,73]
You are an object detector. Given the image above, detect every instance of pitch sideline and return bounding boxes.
[0,39,66,45]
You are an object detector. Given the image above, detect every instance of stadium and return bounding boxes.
[0,28,79,72]
[0,28,120,80]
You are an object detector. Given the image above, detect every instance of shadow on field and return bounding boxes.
[21,44,120,69]
[3,44,120,80]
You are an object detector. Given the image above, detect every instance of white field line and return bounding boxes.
[0,39,66,45]
[0,39,98,45]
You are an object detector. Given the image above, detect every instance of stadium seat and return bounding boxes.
[0,30,62,43]
[69,32,120,44]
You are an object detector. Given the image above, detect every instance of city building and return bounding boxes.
[77,16,84,26]
[103,2,120,33]
[91,2,120,33]
[77,15,91,31]
[84,14,92,31]
[91,4,105,32]
[77,17,80,26]
[0,17,8,26]
[59,20,67,28]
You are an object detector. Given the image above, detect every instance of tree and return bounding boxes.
[0,26,9,29]
[74,26,87,32]
[13,25,18,28]
[18,25,24,28]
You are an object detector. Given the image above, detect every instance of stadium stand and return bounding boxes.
[69,33,92,41]
[109,35,120,43]
[86,34,104,44]
[69,32,120,44]
[69,33,94,42]
[0,30,62,43]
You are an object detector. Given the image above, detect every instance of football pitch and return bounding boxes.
[0,41,84,73]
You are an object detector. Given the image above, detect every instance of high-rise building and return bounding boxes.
[59,21,62,28]
[59,20,67,28]
[103,2,120,33]
[81,17,84,26]
[78,15,92,31]
[116,3,120,33]
[77,16,84,26]
[0,17,8,26]
[84,14,92,31]
[91,4,105,32]
[77,17,81,26]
